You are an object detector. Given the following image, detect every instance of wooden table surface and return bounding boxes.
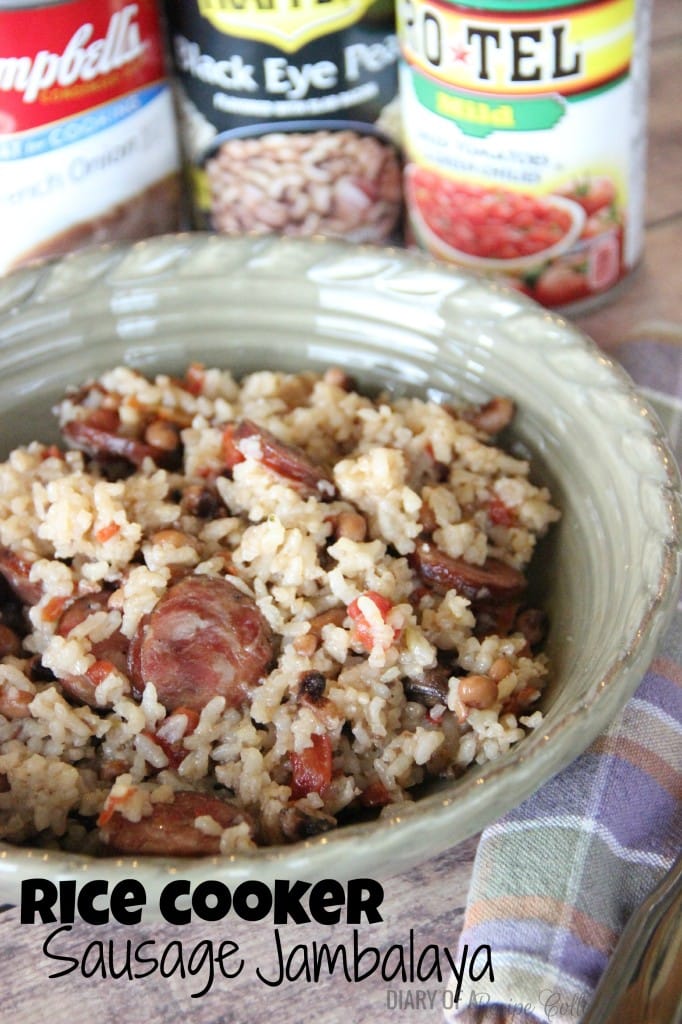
[1,3,680,1021]
[578,0,682,352]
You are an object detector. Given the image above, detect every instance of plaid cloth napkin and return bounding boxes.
[445,331,682,1024]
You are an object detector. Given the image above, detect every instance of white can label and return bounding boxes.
[0,1,181,274]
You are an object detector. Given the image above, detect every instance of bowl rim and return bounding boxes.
[0,233,679,898]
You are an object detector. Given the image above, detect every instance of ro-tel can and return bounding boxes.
[397,0,652,310]
[0,0,182,276]
[164,0,402,243]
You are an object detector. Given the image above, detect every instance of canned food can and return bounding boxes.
[397,0,652,310]
[164,0,403,244]
[0,0,182,275]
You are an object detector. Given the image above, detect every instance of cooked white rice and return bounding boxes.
[0,365,559,855]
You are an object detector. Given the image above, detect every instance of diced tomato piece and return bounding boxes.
[347,591,394,650]
[97,787,133,827]
[410,169,574,261]
[86,660,117,686]
[41,595,69,623]
[40,445,63,461]
[170,706,201,733]
[184,363,205,396]
[359,780,391,808]
[148,707,200,769]
[348,591,392,621]
[488,496,517,527]
[290,733,333,798]
[95,522,120,543]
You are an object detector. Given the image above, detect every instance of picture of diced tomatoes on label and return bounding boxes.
[586,231,622,291]
[405,164,628,308]
[406,167,583,265]
[532,260,591,307]
[557,176,624,246]
[581,205,622,239]
[526,175,624,305]
[556,175,617,217]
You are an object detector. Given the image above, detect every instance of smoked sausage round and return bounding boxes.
[412,541,526,604]
[100,790,249,855]
[128,575,274,712]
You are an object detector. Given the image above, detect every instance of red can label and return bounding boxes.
[0,1,181,273]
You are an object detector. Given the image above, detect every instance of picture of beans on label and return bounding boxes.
[164,0,403,244]
[204,121,403,242]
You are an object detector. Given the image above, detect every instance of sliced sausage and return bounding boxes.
[57,591,128,669]
[56,591,130,706]
[279,805,336,842]
[0,546,42,605]
[473,600,521,639]
[515,607,549,652]
[233,419,335,497]
[57,665,131,708]
[412,541,526,604]
[100,791,249,856]
[460,396,515,435]
[128,575,274,712]
[0,684,33,719]
[0,576,27,637]
[292,606,346,656]
[62,408,180,469]
[0,624,21,659]
[57,673,103,707]
[403,663,453,708]
[57,591,109,637]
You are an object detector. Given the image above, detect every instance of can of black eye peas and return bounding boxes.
[163,0,403,244]
[0,0,182,275]
[397,0,652,311]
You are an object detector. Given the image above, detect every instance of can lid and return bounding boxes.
[0,1,68,8]
[439,0,594,10]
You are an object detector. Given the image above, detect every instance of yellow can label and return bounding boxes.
[398,0,650,308]
[198,0,375,53]
[399,0,635,101]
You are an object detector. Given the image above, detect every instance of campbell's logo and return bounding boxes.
[197,0,375,53]
[0,5,146,104]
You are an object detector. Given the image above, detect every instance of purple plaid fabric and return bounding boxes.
[445,333,682,1024]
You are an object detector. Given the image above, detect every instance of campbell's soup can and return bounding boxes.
[397,0,652,310]
[0,0,182,275]
[163,0,403,243]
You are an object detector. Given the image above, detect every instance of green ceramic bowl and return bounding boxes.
[0,234,679,914]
